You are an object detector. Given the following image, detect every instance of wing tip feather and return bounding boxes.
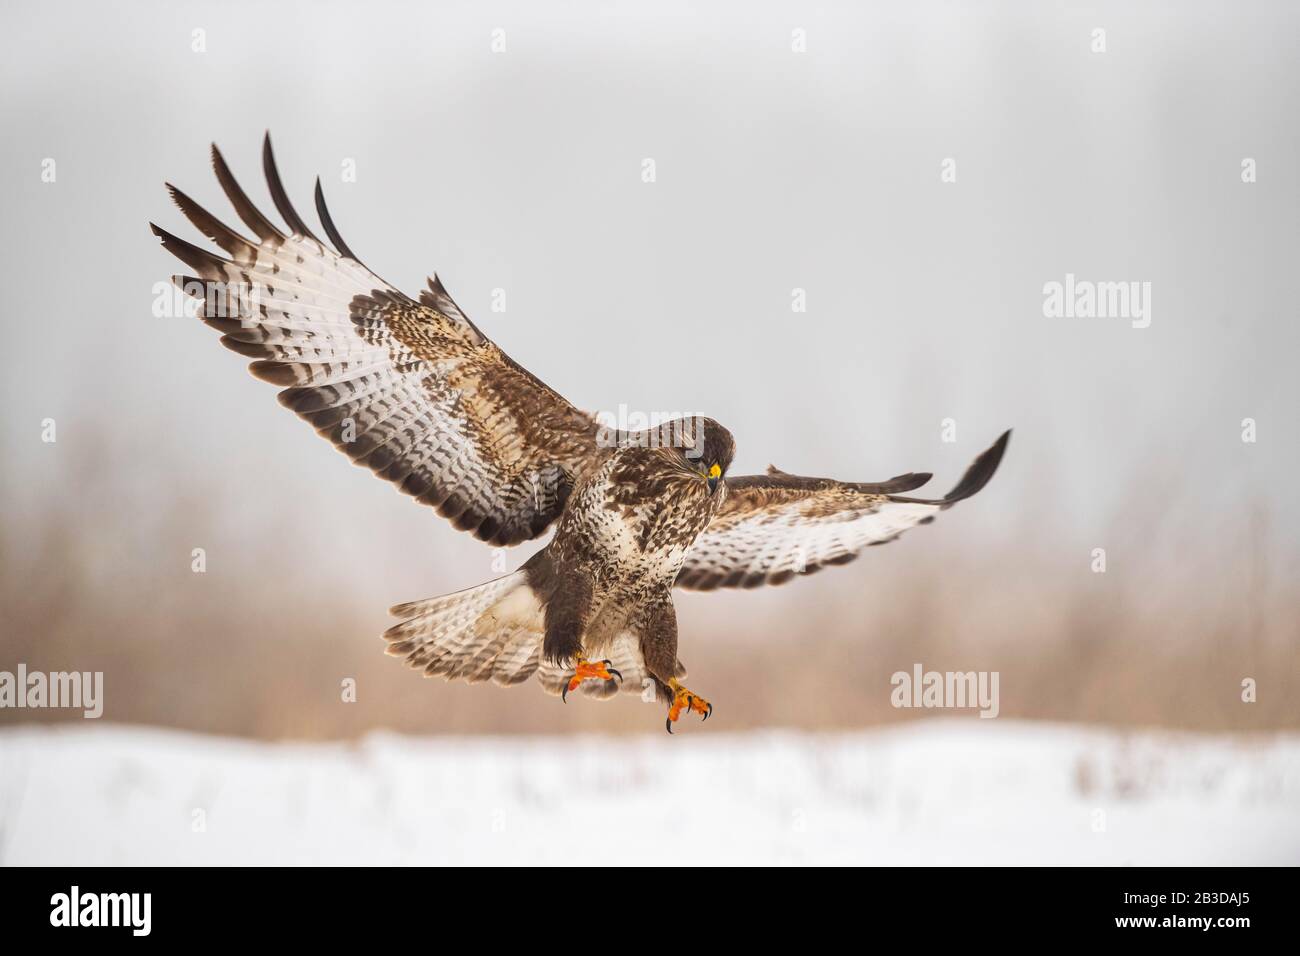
[313,175,360,261]
[210,140,285,242]
[941,428,1011,505]
[262,131,321,242]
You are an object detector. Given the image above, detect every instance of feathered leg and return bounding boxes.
[637,590,710,733]
[538,572,623,699]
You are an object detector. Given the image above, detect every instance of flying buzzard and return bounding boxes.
[153,136,1010,732]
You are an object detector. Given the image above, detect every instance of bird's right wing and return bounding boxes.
[152,135,602,546]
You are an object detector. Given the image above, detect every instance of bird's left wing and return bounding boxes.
[675,431,1010,591]
[151,135,602,546]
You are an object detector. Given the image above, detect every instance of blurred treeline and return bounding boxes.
[2,428,1297,739]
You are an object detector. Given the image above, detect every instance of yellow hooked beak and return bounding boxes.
[707,463,721,494]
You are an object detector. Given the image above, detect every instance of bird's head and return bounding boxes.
[665,415,734,495]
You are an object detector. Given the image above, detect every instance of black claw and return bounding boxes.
[703,703,712,721]
[608,667,623,682]
[665,716,674,734]
[561,679,572,703]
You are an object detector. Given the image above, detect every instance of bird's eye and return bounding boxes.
[708,463,721,479]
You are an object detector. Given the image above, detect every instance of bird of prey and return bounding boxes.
[153,135,1010,732]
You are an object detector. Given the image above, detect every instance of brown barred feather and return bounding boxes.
[157,138,603,547]
[676,431,1010,591]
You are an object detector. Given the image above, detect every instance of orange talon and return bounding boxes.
[561,657,622,702]
[664,679,712,733]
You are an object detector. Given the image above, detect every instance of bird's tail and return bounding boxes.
[384,570,546,686]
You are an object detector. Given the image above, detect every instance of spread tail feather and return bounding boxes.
[384,570,544,686]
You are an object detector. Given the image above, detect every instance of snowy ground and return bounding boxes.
[1,720,1297,865]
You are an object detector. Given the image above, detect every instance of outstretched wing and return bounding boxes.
[152,135,601,546]
[675,431,1010,591]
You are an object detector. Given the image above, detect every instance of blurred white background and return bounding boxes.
[0,0,1297,865]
